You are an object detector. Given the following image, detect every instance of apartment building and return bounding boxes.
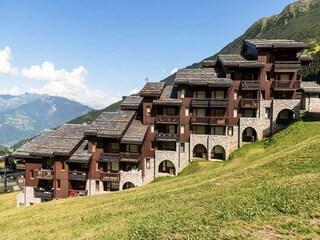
[13,39,314,206]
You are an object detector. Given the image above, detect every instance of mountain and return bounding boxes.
[1,120,320,238]
[0,93,92,146]
[68,0,320,125]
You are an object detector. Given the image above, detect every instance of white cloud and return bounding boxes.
[171,67,178,75]
[0,46,18,75]
[22,61,119,109]
[0,86,21,95]
[129,88,140,95]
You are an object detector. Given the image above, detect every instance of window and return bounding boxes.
[126,144,138,153]
[158,142,176,151]
[61,161,65,171]
[164,108,176,115]
[212,90,225,99]
[194,108,206,117]
[57,179,61,189]
[30,170,34,179]
[243,109,256,118]
[193,91,206,99]
[111,182,119,191]
[210,126,225,135]
[233,109,238,118]
[265,108,271,119]
[234,91,238,100]
[211,108,225,117]
[111,143,120,153]
[180,125,185,134]
[192,126,206,134]
[146,106,151,116]
[150,124,154,133]
[146,158,151,169]
[108,161,119,172]
[180,143,185,153]
[228,126,233,136]
[166,125,176,133]
[185,107,189,117]
[181,89,185,99]
[266,71,270,81]
[96,162,99,171]
[150,141,155,150]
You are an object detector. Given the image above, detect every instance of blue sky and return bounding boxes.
[0,0,295,108]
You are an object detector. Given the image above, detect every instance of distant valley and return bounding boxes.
[0,93,92,146]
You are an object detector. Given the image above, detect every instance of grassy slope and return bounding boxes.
[1,120,320,239]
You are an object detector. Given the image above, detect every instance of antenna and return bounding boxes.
[144,76,149,82]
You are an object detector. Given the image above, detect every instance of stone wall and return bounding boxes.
[303,95,320,112]
[179,142,190,170]
[155,144,179,177]
[272,99,300,133]
[190,132,238,161]
[119,170,143,190]
[18,186,42,207]
[143,157,155,184]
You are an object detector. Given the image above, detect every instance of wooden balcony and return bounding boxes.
[100,153,120,162]
[34,189,54,199]
[209,99,229,107]
[68,189,88,197]
[68,170,88,181]
[209,117,229,125]
[240,80,260,90]
[156,115,179,124]
[156,133,179,142]
[34,169,54,180]
[274,61,301,72]
[272,80,300,90]
[191,116,209,125]
[120,152,140,162]
[240,99,259,108]
[191,99,228,108]
[100,172,120,182]
[16,163,25,170]
[191,99,210,107]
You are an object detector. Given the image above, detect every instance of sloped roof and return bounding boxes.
[11,124,86,158]
[218,54,265,68]
[245,39,307,49]
[174,68,232,87]
[121,120,148,144]
[300,81,320,93]
[85,111,135,138]
[68,140,92,164]
[120,96,143,110]
[153,86,182,105]
[140,82,165,97]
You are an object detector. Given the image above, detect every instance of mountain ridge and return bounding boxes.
[0,93,92,146]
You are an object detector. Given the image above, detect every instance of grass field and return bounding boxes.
[0,121,319,239]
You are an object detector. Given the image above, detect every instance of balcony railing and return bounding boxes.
[156,115,179,124]
[100,172,120,182]
[272,80,300,90]
[191,116,209,125]
[34,169,54,180]
[100,153,120,162]
[240,80,260,90]
[120,152,140,162]
[34,188,54,199]
[240,99,259,108]
[15,163,25,170]
[156,133,179,141]
[68,189,88,197]
[191,99,228,108]
[209,117,229,125]
[274,61,301,71]
[209,99,229,107]
[191,99,210,107]
[68,170,88,181]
